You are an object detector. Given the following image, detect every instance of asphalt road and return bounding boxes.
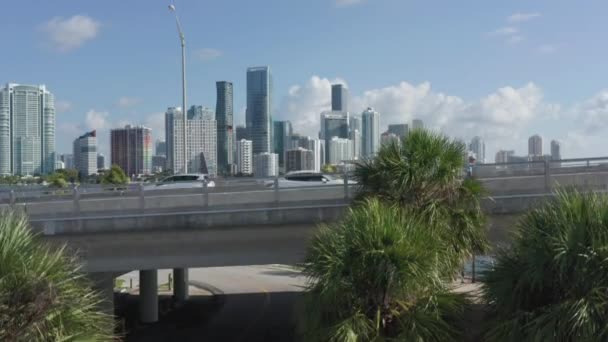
[116,265,308,342]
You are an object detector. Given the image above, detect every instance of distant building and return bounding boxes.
[273,121,292,168]
[350,129,361,160]
[331,84,348,112]
[469,136,486,164]
[412,119,424,130]
[320,111,349,163]
[97,153,106,170]
[362,107,380,158]
[528,134,543,157]
[0,83,56,176]
[254,152,278,178]
[187,105,214,120]
[60,154,75,170]
[73,130,97,177]
[235,125,248,141]
[110,125,153,177]
[495,150,515,164]
[55,160,65,170]
[328,137,353,165]
[216,81,234,175]
[381,132,400,146]
[247,66,273,156]
[236,139,253,175]
[388,124,408,139]
[152,155,166,173]
[551,140,561,161]
[155,140,166,157]
[286,148,314,173]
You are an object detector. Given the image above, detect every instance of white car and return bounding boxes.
[148,174,215,190]
[265,172,357,188]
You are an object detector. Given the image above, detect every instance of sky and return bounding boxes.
[1,0,608,161]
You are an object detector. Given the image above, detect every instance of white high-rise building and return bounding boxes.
[528,134,543,157]
[254,152,278,178]
[350,129,361,160]
[469,136,486,163]
[286,148,314,172]
[73,130,97,176]
[328,137,353,165]
[236,139,253,175]
[551,140,561,161]
[320,111,349,163]
[166,106,217,176]
[362,107,380,158]
[381,132,400,146]
[0,84,55,176]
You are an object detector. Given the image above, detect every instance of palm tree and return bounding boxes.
[0,209,114,341]
[299,198,467,341]
[483,190,608,341]
[354,129,488,274]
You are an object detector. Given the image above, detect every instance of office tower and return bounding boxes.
[165,107,183,172]
[350,129,361,160]
[412,119,424,130]
[61,154,75,170]
[73,130,97,177]
[235,125,248,141]
[254,152,278,178]
[349,115,361,134]
[110,125,153,177]
[528,134,543,157]
[188,118,217,176]
[55,160,65,170]
[307,138,322,172]
[273,121,292,167]
[286,148,314,173]
[551,140,561,161]
[152,155,166,173]
[216,81,234,175]
[97,153,105,171]
[362,107,380,158]
[187,105,214,120]
[388,124,408,139]
[0,83,55,176]
[320,111,349,163]
[469,136,486,164]
[331,84,348,112]
[236,139,253,175]
[328,137,353,165]
[247,66,272,156]
[381,132,400,146]
[495,150,515,164]
[155,140,167,157]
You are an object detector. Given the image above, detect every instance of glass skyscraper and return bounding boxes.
[362,107,380,158]
[273,120,292,168]
[0,83,55,176]
[216,81,234,175]
[331,84,348,112]
[246,66,272,156]
[319,111,349,164]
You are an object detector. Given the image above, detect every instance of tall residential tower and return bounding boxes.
[216,81,234,175]
[246,66,272,156]
[362,107,380,158]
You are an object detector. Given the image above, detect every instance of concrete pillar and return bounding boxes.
[173,268,189,302]
[139,269,158,323]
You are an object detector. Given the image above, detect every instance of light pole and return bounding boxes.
[169,3,188,174]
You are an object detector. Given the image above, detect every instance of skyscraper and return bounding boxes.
[469,136,486,163]
[273,120,292,168]
[247,66,272,156]
[110,125,153,177]
[362,107,380,158]
[155,140,166,157]
[216,81,234,175]
[551,140,561,161]
[165,107,184,173]
[286,148,314,173]
[331,84,348,112]
[349,115,361,134]
[97,153,106,170]
[528,134,543,157]
[187,105,214,120]
[73,130,97,177]
[236,139,253,175]
[412,119,424,130]
[254,152,278,178]
[388,124,408,139]
[495,150,515,164]
[188,117,217,176]
[320,111,349,163]
[381,132,400,146]
[235,125,248,141]
[328,137,353,165]
[350,129,362,160]
[0,83,55,176]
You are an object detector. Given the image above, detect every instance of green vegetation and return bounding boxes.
[101,164,129,185]
[300,199,467,341]
[0,209,113,340]
[483,190,608,341]
[321,164,337,174]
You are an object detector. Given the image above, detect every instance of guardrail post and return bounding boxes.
[203,180,209,209]
[72,184,80,215]
[343,170,349,200]
[9,190,15,208]
[544,159,551,192]
[138,183,145,212]
[274,176,280,204]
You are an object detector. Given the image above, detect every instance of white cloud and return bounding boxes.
[488,27,518,36]
[41,15,101,52]
[116,97,141,108]
[508,12,541,23]
[85,110,110,130]
[194,48,223,62]
[335,0,366,7]
[578,90,608,133]
[55,100,73,113]
[537,44,558,54]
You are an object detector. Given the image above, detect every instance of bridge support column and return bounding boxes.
[139,269,158,323]
[173,268,189,302]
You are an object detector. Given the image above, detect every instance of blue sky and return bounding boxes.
[1,0,608,160]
